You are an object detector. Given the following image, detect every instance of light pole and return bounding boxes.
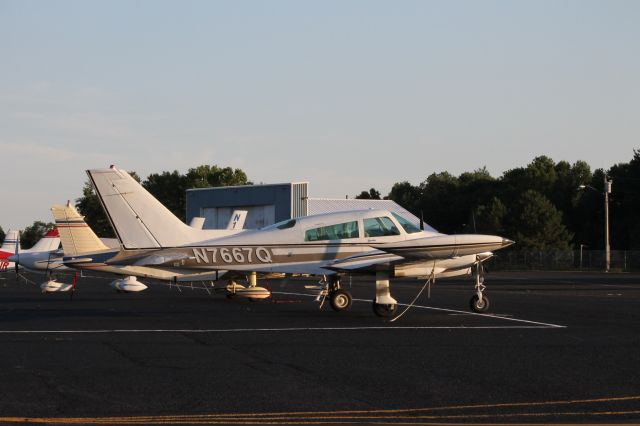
[579,244,588,269]
[579,176,613,272]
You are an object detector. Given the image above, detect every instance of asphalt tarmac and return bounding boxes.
[0,270,639,424]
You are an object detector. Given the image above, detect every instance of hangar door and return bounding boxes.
[201,205,276,229]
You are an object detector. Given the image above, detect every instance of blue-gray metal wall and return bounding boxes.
[186,183,301,227]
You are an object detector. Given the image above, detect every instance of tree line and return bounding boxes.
[362,151,640,252]
[2,151,639,251]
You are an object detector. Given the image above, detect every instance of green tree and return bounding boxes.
[388,181,420,214]
[355,188,381,200]
[143,170,189,221]
[418,172,464,233]
[76,179,114,237]
[606,149,640,249]
[185,165,250,188]
[555,160,592,246]
[20,221,55,250]
[525,156,557,196]
[143,165,251,221]
[475,197,507,235]
[0,225,5,245]
[507,190,573,250]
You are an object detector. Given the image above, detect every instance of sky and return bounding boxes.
[1,0,639,230]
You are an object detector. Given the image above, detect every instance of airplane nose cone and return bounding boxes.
[8,255,18,263]
[502,238,515,247]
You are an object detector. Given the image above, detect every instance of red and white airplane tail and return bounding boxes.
[24,229,61,253]
[0,229,19,271]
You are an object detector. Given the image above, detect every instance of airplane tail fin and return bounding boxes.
[1,229,20,253]
[27,229,61,252]
[87,166,200,248]
[51,202,109,256]
[226,210,247,230]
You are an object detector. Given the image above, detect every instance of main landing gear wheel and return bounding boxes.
[372,300,398,318]
[330,289,353,312]
[469,294,490,313]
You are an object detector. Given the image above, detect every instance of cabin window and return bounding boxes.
[364,217,400,237]
[304,221,359,241]
[391,212,421,234]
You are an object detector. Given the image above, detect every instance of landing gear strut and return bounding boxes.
[372,271,398,318]
[469,261,490,313]
[317,276,353,312]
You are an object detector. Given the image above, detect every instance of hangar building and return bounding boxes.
[185,182,423,230]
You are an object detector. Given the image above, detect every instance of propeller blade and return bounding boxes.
[15,231,20,280]
[44,250,52,278]
[420,210,424,231]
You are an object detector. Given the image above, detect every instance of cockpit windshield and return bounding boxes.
[261,219,296,231]
[391,212,421,234]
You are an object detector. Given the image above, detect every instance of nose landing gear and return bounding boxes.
[470,261,490,313]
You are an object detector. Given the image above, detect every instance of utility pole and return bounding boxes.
[604,176,612,272]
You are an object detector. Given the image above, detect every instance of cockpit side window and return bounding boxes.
[391,212,421,234]
[261,219,296,231]
[364,217,401,237]
[304,221,359,242]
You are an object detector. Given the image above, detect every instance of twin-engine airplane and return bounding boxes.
[79,166,514,317]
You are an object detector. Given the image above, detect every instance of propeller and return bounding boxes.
[70,271,78,301]
[44,250,53,282]
[14,230,20,282]
[420,210,424,231]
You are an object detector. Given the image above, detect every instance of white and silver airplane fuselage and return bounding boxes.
[84,166,514,316]
[101,210,510,278]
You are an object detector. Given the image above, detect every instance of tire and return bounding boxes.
[372,300,398,317]
[330,290,353,312]
[470,294,490,313]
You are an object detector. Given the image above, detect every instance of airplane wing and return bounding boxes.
[324,251,404,271]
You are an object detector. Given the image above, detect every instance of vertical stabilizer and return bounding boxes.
[87,166,244,249]
[87,167,199,248]
[26,229,61,253]
[51,202,109,256]
[1,230,20,254]
[226,210,248,230]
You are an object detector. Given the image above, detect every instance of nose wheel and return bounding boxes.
[470,293,490,312]
[373,301,398,317]
[470,259,490,313]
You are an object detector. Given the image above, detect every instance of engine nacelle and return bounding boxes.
[226,282,271,300]
[110,276,148,293]
[235,286,271,299]
[40,280,73,293]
